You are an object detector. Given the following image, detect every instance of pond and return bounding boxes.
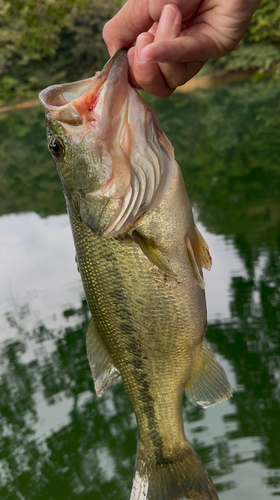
[0,77,280,500]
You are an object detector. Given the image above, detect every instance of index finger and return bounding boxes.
[103,0,153,54]
[103,0,182,55]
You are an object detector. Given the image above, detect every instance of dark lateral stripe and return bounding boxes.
[75,226,164,460]
[128,335,164,459]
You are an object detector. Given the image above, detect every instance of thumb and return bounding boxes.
[103,0,155,55]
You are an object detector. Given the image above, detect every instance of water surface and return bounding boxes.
[0,78,280,499]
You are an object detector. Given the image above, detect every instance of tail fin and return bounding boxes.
[130,441,219,500]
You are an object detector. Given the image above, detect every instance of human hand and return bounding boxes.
[103,0,260,98]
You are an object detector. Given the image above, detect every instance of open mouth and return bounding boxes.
[39,49,129,126]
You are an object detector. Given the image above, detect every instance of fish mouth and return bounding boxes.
[39,49,174,239]
[38,49,129,127]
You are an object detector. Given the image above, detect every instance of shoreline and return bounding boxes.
[0,99,40,114]
[175,68,257,93]
[0,69,261,114]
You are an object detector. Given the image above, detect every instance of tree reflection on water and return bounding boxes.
[0,77,280,498]
[1,300,135,499]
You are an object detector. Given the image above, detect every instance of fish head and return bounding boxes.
[39,50,174,237]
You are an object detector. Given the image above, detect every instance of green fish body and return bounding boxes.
[39,50,232,500]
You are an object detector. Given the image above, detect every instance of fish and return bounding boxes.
[39,49,232,500]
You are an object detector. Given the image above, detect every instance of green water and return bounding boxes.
[0,78,280,499]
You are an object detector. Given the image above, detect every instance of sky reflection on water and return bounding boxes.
[0,78,280,499]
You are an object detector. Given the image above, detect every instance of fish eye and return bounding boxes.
[49,136,64,158]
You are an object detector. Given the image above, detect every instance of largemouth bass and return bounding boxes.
[39,50,232,500]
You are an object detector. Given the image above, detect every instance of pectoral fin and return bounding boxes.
[186,235,205,289]
[186,226,212,289]
[194,225,212,271]
[133,231,176,276]
[86,318,120,397]
[185,341,232,408]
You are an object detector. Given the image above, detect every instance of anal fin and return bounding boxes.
[185,341,232,408]
[86,318,120,397]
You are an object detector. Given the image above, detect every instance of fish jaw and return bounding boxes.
[72,49,131,131]
[38,49,130,127]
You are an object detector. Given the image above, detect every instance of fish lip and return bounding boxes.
[38,49,129,125]
[100,48,129,77]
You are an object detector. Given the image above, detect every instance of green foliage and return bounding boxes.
[0,0,83,65]
[0,106,65,216]
[203,0,280,75]
[250,0,280,42]
[64,0,119,81]
[0,0,118,105]
[205,39,280,74]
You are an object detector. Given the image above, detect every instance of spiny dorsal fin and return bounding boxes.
[133,231,176,276]
[185,341,232,408]
[86,318,120,397]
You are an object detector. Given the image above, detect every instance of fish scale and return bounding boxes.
[70,212,194,448]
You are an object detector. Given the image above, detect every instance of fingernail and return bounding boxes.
[158,4,177,31]
[148,22,158,37]
[137,34,153,61]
